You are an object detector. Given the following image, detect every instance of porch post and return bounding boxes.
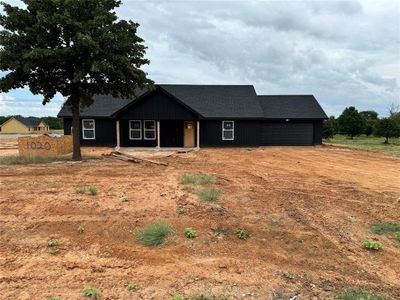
[115,119,120,150]
[196,120,200,150]
[156,121,160,150]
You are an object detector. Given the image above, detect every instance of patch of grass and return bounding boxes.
[395,232,400,241]
[325,134,400,157]
[87,185,97,196]
[0,155,71,165]
[136,222,173,247]
[339,288,389,300]
[179,173,215,186]
[363,240,383,251]
[197,187,220,202]
[177,207,185,215]
[48,239,59,247]
[76,185,98,196]
[236,228,250,240]
[184,228,197,239]
[83,287,100,299]
[170,296,187,300]
[282,271,294,280]
[77,225,85,234]
[372,222,400,235]
[127,283,140,291]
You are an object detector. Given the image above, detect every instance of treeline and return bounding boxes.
[323,105,400,144]
[0,115,63,129]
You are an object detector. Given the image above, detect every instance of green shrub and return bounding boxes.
[236,228,250,240]
[363,240,383,251]
[136,222,173,247]
[184,228,197,239]
[48,239,59,247]
[179,173,215,185]
[77,225,85,234]
[127,283,140,291]
[177,207,185,215]
[0,155,70,165]
[339,288,389,300]
[197,188,220,202]
[83,287,100,299]
[372,222,400,234]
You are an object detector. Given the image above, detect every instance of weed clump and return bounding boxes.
[136,222,173,247]
[179,173,215,186]
[127,283,140,291]
[184,228,197,239]
[339,288,389,300]
[197,188,220,202]
[236,228,250,240]
[83,287,100,299]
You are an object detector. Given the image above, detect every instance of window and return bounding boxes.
[144,120,156,140]
[129,120,142,140]
[222,121,234,140]
[82,119,95,140]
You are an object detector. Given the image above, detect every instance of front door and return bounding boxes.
[183,121,195,147]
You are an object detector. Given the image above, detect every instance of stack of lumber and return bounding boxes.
[102,151,168,166]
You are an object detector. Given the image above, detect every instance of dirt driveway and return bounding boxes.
[0,146,399,299]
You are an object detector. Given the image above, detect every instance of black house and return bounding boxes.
[57,84,328,148]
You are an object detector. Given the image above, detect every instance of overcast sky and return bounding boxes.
[0,0,399,117]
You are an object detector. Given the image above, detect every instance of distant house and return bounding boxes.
[0,116,49,134]
[58,84,328,148]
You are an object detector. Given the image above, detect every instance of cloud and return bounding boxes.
[1,0,399,117]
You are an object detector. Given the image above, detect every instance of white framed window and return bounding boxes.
[222,120,234,140]
[144,120,156,140]
[82,119,95,140]
[129,120,142,140]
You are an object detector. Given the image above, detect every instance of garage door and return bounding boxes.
[261,123,314,145]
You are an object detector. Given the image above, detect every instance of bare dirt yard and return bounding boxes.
[0,146,399,299]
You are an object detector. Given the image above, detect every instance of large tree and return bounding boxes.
[322,116,337,139]
[374,118,400,144]
[337,106,365,138]
[0,0,152,160]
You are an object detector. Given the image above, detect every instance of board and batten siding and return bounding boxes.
[200,120,261,147]
[260,121,318,146]
[63,118,116,146]
[117,90,198,121]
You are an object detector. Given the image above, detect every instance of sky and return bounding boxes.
[0,0,399,117]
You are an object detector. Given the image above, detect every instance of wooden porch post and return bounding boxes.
[196,120,200,150]
[115,120,120,150]
[156,121,160,150]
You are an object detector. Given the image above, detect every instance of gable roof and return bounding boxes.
[57,85,327,120]
[258,95,328,119]
[57,90,147,118]
[158,84,263,118]
[15,116,43,127]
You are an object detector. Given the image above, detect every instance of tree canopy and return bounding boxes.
[0,0,152,159]
[374,118,400,144]
[337,106,365,138]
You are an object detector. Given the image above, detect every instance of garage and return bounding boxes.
[261,122,314,146]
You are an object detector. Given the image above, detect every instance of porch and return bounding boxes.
[115,119,200,150]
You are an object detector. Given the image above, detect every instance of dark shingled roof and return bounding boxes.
[159,84,263,118]
[15,116,43,127]
[57,85,327,120]
[258,95,328,119]
[57,94,144,118]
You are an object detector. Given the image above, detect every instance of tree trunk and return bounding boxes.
[384,136,389,144]
[71,96,82,161]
